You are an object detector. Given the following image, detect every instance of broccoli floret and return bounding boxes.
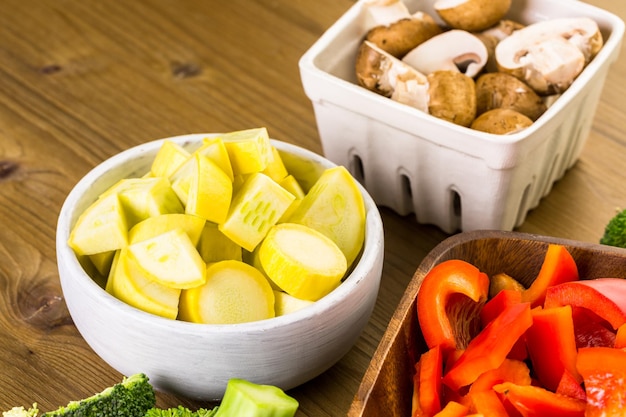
[2,405,39,417]
[41,373,155,417]
[601,208,626,248]
[144,406,218,417]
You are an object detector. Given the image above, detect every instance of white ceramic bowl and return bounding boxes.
[56,134,385,400]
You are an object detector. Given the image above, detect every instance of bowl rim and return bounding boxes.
[56,133,384,334]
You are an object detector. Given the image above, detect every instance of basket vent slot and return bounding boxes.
[350,153,365,184]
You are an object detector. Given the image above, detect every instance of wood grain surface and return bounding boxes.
[0,0,625,416]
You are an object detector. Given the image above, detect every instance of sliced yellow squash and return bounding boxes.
[178,260,275,324]
[126,228,206,289]
[258,223,347,301]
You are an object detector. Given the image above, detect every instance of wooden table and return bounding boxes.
[1,0,624,415]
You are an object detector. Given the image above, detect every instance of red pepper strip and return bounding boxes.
[480,289,522,326]
[615,322,626,348]
[544,278,626,329]
[432,401,468,417]
[571,306,615,348]
[480,290,528,361]
[468,389,509,417]
[525,305,581,392]
[576,347,626,416]
[417,260,490,355]
[556,369,585,401]
[467,359,531,394]
[493,382,585,417]
[521,244,578,308]
[419,345,443,416]
[412,345,443,417]
[442,302,532,391]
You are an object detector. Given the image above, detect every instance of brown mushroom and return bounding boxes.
[475,72,547,121]
[402,30,488,78]
[433,0,512,32]
[365,12,443,58]
[495,17,604,95]
[471,108,533,134]
[355,41,429,112]
[427,70,477,127]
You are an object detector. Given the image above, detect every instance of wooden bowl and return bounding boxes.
[348,230,626,417]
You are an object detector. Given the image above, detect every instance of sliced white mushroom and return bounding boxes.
[475,20,525,73]
[362,0,412,32]
[402,30,488,78]
[495,17,604,95]
[355,40,429,112]
[434,0,512,32]
[365,11,443,58]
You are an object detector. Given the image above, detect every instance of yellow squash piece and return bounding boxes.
[258,223,347,301]
[197,222,242,263]
[68,193,128,256]
[285,166,365,268]
[151,140,191,178]
[106,249,180,320]
[185,153,233,224]
[113,177,184,227]
[219,173,295,252]
[127,228,206,289]
[262,146,289,182]
[278,175,305,223]
[88,250,116,277]
[201,136,235,181]
[219,127,273,176]
[273,290,314,316]
[128,213,206,246]
[178,260,275,324]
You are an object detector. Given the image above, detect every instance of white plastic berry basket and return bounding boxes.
[299,0,624,233]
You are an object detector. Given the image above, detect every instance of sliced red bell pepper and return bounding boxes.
[555,369,585,401]
[432,401,468,417]
[417,259,490,355]
[442,302,532,391]
[570,306,615,348]
[544,278,626,329]
[416,345,443,416]
[493,382,586,417]
[480,289,528,361]
[480,289,522,326]
[467,359,531,394]
[525,305,581,392]
[615,322,626,348]
[521,244,578,308]
[576,347,626,416]
[468,389,509,417]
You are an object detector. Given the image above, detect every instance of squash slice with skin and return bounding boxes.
[285,165,365,267]
[179,260,275,324]
[126,228,206,289]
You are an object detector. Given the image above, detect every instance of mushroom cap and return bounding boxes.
[402,29,488,78]
[434,0,512,32]
[495,17,603,95]
[476,72,547,121]
[365,12,443,58]
[471,108,533,134]
[355,40,428,101]
[427,70,477,127]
